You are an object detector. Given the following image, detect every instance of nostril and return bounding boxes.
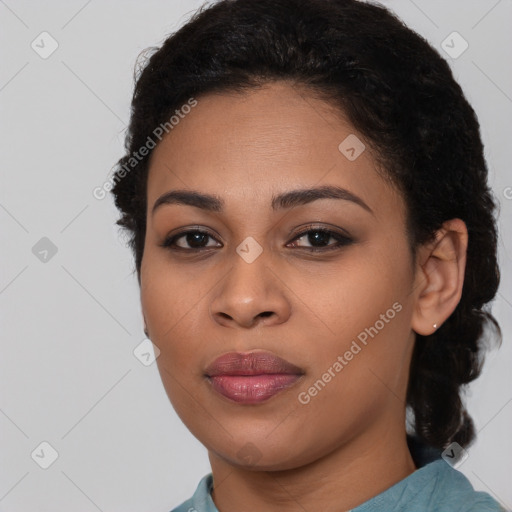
[259,311,273,318]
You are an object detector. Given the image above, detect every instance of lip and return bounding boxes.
[205,351,304,404]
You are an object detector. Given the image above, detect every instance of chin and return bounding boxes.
[206,431,326,473]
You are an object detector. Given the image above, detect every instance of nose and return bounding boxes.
[209,249,291,329]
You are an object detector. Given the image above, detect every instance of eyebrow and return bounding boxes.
[151,185,374,216]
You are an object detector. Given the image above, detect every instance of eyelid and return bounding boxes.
[289,222,352,240]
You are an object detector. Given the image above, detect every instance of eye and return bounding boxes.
[160,225,353,253]
[287,226,353,252]
[160,229,222,251]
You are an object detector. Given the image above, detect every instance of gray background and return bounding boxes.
[1,1,511,510]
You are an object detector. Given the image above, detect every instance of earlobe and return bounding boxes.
[411,218,468,336]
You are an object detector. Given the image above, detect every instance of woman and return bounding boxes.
[111,0,504,510]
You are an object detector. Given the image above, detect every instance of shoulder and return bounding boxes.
[169,498,195,512]
[420,460,505,511]
[171,498,195,512]
[352,459,506,512]
[168,474,216,512]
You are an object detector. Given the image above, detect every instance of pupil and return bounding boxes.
[187,233,208,247]
[308,231,330,246]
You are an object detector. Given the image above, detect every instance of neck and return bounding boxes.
[209,422,416,512]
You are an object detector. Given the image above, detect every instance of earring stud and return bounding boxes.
[433,323,438,329]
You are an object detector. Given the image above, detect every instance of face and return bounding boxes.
[141,81,418,471]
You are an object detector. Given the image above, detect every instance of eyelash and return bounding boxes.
[160,225,353,253]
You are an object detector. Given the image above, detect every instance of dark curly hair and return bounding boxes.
[110,0,501,451]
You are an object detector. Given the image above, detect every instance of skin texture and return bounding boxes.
[140,81,468,511]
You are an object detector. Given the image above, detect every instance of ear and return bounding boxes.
[411,218,468,336]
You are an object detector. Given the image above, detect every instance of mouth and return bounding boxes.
[204,351,305,404]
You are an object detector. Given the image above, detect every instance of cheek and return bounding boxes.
[140,256,197,356]
[308,251,413,381]
[140,269,210,419]
[291,249,414,411]
[296,251,409,341]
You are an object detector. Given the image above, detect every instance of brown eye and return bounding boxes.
[161,229,222,250]
[288,228,353,252]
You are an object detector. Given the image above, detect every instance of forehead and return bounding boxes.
[146,81,402,217]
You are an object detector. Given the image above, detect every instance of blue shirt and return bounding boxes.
[170,459,505,512]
